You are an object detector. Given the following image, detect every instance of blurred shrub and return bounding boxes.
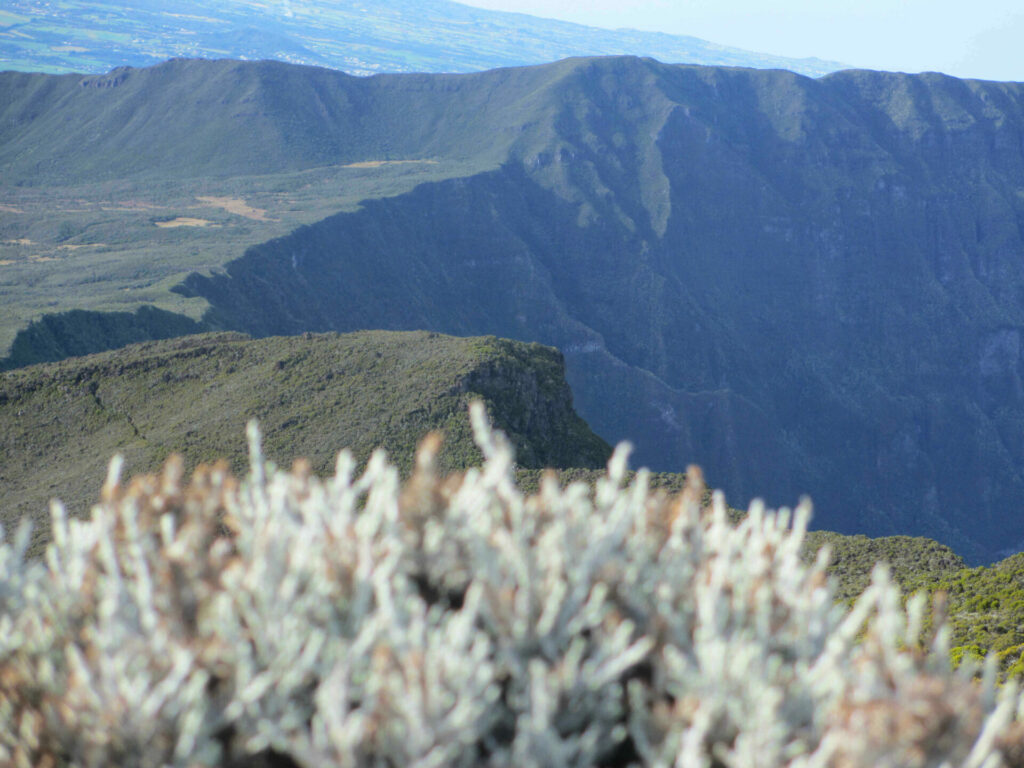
[2,403,1023,767]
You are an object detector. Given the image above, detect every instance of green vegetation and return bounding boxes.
[802,531,966,602]
[0,162,490,359]
[910,553,1024,678]
[0,56,516,356]
[3,324,1023,674]
[0,55,598,358]
[0,330,609,555]
[800,532,1024,679]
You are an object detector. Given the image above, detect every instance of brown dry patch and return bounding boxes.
[101,201,161,211]
[0,260,15,266]
[343,160,439,169]
[155,217,216,228]
[57,243,106,250]
[0,204,24,213]
[30,256,59,262]
[3,238,33,245]
[196,195,273,221]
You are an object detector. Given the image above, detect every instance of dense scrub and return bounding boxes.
[802,531,967,602]
[3,404,1024,767]
[910,554,1024,679]
[796,533,1024,679]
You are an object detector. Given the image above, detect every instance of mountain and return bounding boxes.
[0,330,610,554]
[0,0,844,79]
[3,57,1024,561]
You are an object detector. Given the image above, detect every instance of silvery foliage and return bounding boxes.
[2,402,1023,767]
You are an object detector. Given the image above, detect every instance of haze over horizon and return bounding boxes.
[457,0,1023,82]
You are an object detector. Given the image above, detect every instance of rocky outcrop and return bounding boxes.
[457,339,611,470]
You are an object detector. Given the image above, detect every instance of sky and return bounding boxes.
[457,0,1024,81]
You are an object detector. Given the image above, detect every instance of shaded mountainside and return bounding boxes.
[0,330,610,553]
[6,57,1024,560]
[0,307,206,370]
[177,58,1024,561]
[0,0,844,78]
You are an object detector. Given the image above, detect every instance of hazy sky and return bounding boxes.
[457,0,1023,81]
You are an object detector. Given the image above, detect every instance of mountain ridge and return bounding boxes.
[0,330,611,554]
[4,56,1024,561]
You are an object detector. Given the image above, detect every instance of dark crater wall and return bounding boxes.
[176,63,1024,562]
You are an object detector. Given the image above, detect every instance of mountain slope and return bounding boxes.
[914,552,1024,676]
[173,58,1024,561]
[0,330,610,553]
[802,531,967,602]
[5,57,1024,561]
[5,325,1023,672]
[0,0,844,78]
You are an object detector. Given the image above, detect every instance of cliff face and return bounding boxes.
[175,60,1024,561]
[175,165,800,510]
[457,340,613,471]
[0,331,610,553]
